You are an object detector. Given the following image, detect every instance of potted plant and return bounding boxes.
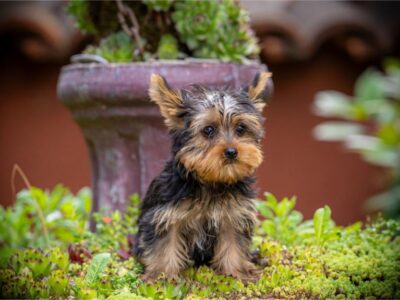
[57,0,273,212]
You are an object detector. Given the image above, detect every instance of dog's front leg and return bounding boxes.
[211,220,258,281]
[141,223,189,280]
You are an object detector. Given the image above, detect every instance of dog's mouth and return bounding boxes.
[223,158,237,165]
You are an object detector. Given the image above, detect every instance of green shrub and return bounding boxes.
[313,58,400,217]
[67,0,259,63]
[1,187,399,299]
[0,185,91,266]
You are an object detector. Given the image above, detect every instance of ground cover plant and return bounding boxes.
[0,186,399,299]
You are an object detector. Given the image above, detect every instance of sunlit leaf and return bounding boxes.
[313,122,364,141]
[85,252,111,285]
[354,68,385,101]
[313,91,352,118]
[313,206,332,244]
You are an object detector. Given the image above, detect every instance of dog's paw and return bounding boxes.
[223,265,261,283]
[241,267,261,283]
[141,271,181,283]
[140,271,158,283]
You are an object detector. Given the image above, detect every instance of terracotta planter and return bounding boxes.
[57,61,271,212]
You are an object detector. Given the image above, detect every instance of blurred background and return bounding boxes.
[1,0,399,225]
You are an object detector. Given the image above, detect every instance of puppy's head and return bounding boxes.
[149,72,272,184]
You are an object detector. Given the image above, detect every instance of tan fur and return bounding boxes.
[248,72,272,112]
[141,223,189,279]
[149,74,183,129]
[231,114,263,134]
[142,75,266,280]
[151,193,259,279]
[142,155,259,280]
[141,194,258,280]
[190,107,222,134]
[178,140,263,184]
[176,107,264,184]
[211,222,257,279]
[153,193,257,233]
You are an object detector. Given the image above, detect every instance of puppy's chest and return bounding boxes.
[153,192,256,239]
[177,193,256,233]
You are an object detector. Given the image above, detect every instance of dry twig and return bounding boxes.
[115,0,145,58]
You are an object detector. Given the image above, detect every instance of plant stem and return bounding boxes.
[115,0,145,59]
[11,164,50,246]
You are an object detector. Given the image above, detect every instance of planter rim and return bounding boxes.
[60,59,263,71]
[57,60,270,107]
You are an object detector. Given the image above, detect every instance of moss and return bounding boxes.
[0,187,399,299]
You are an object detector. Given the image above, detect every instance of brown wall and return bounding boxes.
[0,51,384,224]
[0,56,90,206]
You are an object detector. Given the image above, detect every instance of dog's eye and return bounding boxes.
[235,124,246,136]
[202,125,216,137]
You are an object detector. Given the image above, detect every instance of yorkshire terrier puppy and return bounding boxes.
[134,72,272,281]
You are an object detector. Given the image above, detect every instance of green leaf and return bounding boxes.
[384,57,400,73]
[354,69,385,101]
[85,253,111,285]
[313,91,352,118]
[261,220,276,236]
[142,0,174,11]
[48,184,67,212]
[84,31,135,63]
[287,210,303,226]
[313,122,364,141]
[276,196,296,217]
[157,34,179,60]
[255,201,274,219]
[313,206,332,244]
[365,186,400,217]
[361,148,398,168]
[77,187,92,215]
[31,187,47,210]
[67,0,97,34]
[377,123,400,146]
[264,192,278,210]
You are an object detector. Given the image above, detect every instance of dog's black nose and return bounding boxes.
[224,147,238,160]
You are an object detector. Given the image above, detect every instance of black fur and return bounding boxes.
[135,77,268,278]
[134,157,255,266]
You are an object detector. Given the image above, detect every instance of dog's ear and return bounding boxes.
[244,72,273,112]
[149,74,183,129]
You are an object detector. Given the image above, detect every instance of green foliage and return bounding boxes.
[142,0,174,12]
[1,187,399,299]
[255,193,310,245]
[0,248,142,299]
[0,185,91,265]
[67,0,259,63]
[172,0,259,63]
[67,0,97,34]
[313,58,400,217]
[84,31,136,63]
[0,248,70,298]
[313,206,337,246]
[157,34,179,60]
[67,0,121,37]
[254,194,338,247]
[85,253,111,285]
[84,193,140,254]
